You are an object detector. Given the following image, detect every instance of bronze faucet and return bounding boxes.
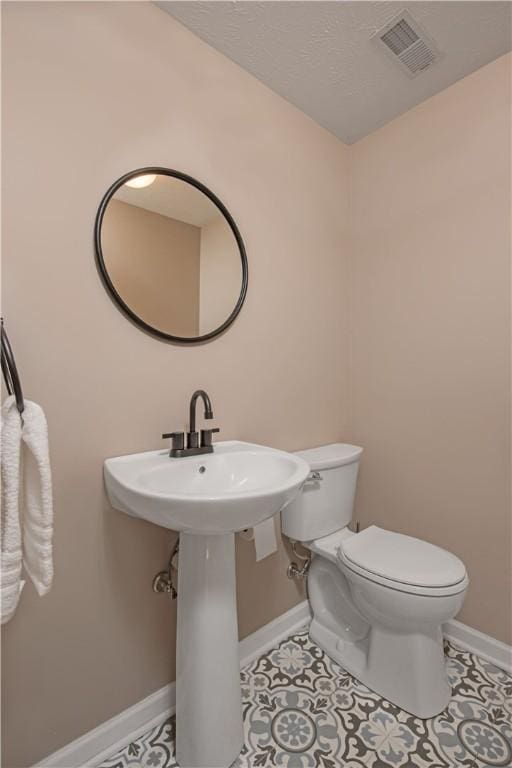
[162,389,219,458]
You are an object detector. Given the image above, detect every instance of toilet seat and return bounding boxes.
[337,525,468,597]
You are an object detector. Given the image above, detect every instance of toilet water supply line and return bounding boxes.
[286,521,361,580]
[287,541,311,580]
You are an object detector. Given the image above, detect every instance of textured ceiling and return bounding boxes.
[156,1,512,144]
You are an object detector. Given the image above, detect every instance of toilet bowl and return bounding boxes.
[281,444,468,718]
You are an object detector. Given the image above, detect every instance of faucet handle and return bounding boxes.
[162,431,184,451]
[200,427,220,448]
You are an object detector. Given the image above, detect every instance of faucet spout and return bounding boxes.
[189,389,213,434]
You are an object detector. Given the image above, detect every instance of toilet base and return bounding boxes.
[308,557,453,719]
[310,616,451,718]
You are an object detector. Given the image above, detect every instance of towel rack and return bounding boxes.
[1,318,24,417]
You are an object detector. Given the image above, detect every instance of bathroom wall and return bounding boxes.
[1,2,351,765]
[351,54,511,644]
[102,200,201,336]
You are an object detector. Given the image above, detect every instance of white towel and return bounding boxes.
[21,400,53,596]
[1,395,23,623]
[1,397,53,623]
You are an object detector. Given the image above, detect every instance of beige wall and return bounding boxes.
[1,3,351,766]
[351,53,511,644]
[103,199,200,337]
[199,214,242,335]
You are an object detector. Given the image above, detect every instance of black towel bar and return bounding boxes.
[1,318,24,417]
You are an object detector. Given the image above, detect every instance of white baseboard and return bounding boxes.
[238,598,312,668]
[34,603,511,768]
[444,618,512,675]
[35,600,312,768]
[37,685,177,768]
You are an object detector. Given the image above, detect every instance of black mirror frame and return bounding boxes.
[94,167,248,344]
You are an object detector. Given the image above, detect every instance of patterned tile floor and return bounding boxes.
[99,629,512,768]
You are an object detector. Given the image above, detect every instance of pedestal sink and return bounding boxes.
[104,441,309,768]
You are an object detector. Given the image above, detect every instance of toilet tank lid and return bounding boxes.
[294,443,363,470]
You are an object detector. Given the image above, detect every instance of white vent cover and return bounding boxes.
[373,10,441,78]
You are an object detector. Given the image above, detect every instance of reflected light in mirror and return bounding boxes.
[125,174,156,189]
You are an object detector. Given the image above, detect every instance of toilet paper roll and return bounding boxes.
[252,517,278,561]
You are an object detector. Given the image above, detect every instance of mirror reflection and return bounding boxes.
[97,171,246,341]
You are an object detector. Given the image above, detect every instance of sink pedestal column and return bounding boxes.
[176,533,243,768]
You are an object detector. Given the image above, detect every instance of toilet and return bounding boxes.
[281,443,469,719]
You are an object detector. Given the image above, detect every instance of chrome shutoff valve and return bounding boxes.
[152,571,177,598]
[287,541,311,580]
[152,539,179,598]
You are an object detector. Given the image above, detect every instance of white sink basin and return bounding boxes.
[104,440,309,535]
[103,439,309,768]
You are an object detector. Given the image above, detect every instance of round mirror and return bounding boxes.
[94,168,248,343]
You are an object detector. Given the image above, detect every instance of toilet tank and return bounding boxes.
[281,444,363,542]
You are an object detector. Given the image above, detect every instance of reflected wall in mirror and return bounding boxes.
[94,168,248,342]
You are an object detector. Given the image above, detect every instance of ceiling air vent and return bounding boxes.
[374,10,441,78]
